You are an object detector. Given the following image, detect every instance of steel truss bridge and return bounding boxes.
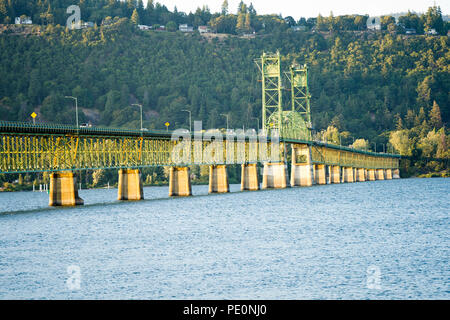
[0,121,399,175]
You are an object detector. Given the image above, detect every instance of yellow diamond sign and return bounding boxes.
[165,122,170,127]
[31,112,37,118]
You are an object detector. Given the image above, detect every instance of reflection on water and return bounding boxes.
[0,178,448,299]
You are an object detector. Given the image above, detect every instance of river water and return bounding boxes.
[0,178,448,299]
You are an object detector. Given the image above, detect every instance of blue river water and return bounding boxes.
[0,178,448,299]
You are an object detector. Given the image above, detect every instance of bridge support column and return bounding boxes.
[118,169,144,200]
[343,167,354,183]
[209,165,229,193]
[169,167,192,196]
[241,163,259,191]
[314,164,327,185]
[385,169,393,180]
[263,162,288,189]
[376,169,385,180]
[356,168,366,182]
[290,145,314,187]
[393,169,400,179]
[326,166,332,184]
[368,169,376,181]
[330,165,341,183]
[49,172,84,206]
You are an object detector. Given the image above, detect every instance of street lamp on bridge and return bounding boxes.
[220,113,229,132]
[64,96,79,128]
[251,117,259,131]
[182,109,192,133]
[131,103,143,131]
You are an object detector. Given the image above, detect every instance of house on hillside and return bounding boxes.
[198,26,211,33]
[426,28,438,35]
[405,28,416,35]
[15,16,32,25]
[138,24,152,31]
[367,16,381,31]
[179,24,193,32]
[291,25,306,32]
[81,22,94,29]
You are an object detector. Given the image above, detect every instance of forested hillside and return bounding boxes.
[0,2,448,184]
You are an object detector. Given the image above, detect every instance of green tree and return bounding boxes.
[131,8,139,25]
[429,101,442,129]
[221,0,228,15]
[423,5,444,34]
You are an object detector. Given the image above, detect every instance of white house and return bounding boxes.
[198,26,210,33]
[427,28,438,35]
[179,24,193,32]
[138,24,152,31]
[367,16,381,31]
[15,16,32,25]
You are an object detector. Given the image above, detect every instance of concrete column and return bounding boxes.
[49,171,84,206]
[393,169,400,179]
[291,145,314,187]
[241,163,259,191]
[209,165,229,193]
[118,169,144,200]
[263,162,288,189]
[376,169,385,180]
[326,166,332,184]
[385,169,393,180]
[169,167,192,196]
[356,168,366,182]
[330,165,341,184]
[314,164,327,185]
[343,167,354,183]
[368,169,376,181]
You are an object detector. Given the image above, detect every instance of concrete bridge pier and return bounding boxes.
[376,169,385,180]
[118,169,144,200]
[343,167,354,183]
[49,171,84,206]
[263,162,288,189]
[393,169,400,179]
[209,165,229,193]
[330,165,341,183]
[241,163,259,191]
[356,168,366,182]
[290,145,314,187]
[169,167,192,196]
[368,169,377,181]
[385,169,393,180]
[314,164,327,185]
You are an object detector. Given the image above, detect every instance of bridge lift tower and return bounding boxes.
[255,51,312,140]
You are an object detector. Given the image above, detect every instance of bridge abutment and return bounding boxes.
[209,165,229,193]
[117,169,144,200]
[241,163,259,191]
[49,172,84,206]
[393,169,400,179]
[169,167,192,196]
[263,163,288,189]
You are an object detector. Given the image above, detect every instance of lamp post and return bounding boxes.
[64,96,78,128]
[251,117,259,131]
[131,103,143,131]
[372,142,377,153]
[220,113,229,132]
[182,109,192,133]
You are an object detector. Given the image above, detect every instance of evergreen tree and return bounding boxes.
[429,101,442,129]
[221,0,228,16]
[131,8,139,25]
